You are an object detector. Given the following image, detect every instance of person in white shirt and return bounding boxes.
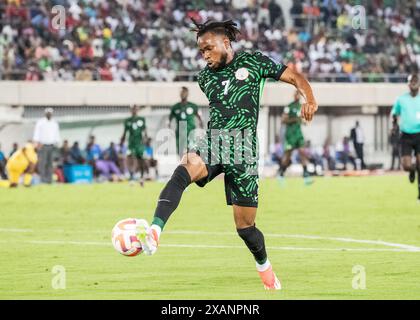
[33,108,61,183]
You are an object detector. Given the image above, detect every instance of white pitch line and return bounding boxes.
[0,239,414,253]
[0,228,33,233]
[165,230,420,252]
[1,227,420,252]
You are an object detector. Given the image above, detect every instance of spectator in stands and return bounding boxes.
[290,0,304,28]
[336,136,356,171]
[350,121,367,169]
[322,137,336,171]
[104,142,120,165]
[25,63,41,81]
[0,143,7,179]
[33,107,61,184]
[269,0,284,27]
[75,63,94,81]
[59,140,71,165]
[85,135,102,176]
[69,141,86,164]
[95,142,123,182]
[0,0,418,82]
[56,140,85,182]
[98,61,113,81]
[389,118,401,171]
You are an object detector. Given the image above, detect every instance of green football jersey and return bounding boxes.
[169,102,199,134]
[284,100,303,136]
[124,116,146,147]
[197,51,286,131]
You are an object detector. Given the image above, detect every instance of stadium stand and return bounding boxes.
[0,0,418,82]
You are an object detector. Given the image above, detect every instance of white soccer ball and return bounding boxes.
[111,218,149,257]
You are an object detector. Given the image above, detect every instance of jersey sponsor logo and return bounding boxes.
[235,67,249,80]
[186,107,194,115]
[137,120,144,127]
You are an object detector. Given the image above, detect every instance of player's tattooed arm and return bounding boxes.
[279,68,318,122]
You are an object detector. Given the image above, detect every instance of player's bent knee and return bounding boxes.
[181,153,207,182]
[236,221,255,229]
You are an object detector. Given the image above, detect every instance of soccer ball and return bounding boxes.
[111,218,149,257]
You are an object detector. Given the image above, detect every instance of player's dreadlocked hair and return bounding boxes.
[190,19,241,42]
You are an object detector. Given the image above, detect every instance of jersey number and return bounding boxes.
[222,80,230,95]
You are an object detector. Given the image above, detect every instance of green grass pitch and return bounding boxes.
[0,175,419,300]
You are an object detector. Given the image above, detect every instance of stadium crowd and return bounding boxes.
[0,0,418,82]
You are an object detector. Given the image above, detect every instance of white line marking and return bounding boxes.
[0,239,417,253]
[0,228,33,233]
[165,230,420,252]
[2,228,420,252]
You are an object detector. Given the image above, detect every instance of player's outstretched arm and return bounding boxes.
[279,68,318,122]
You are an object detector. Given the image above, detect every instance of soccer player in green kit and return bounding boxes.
[278,90,313,185]
[169,87,203,158]
[391,74,420,201]
[139,20,318,290]
[120,105,148,187]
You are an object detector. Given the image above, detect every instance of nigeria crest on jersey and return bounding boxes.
[235,67,249,81]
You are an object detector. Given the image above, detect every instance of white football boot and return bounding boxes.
[138,225,159,256]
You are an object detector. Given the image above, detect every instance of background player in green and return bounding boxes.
[120,105,148,187]
[168,87,203,159]
[278,90,313,185]
[391,74,420,201]
[139,20,318,290]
